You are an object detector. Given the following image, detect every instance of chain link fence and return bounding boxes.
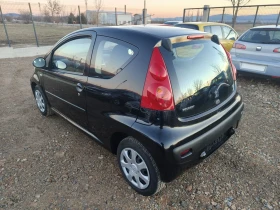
[0,1,142,48]
[183,4,280,35]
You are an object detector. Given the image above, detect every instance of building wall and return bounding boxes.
[86,10,132,25]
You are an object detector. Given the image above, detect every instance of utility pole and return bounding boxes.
[143,0,147,25]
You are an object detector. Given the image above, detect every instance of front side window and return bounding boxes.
[90,38,137,79]
[52,37,91,74]
[223,26,237,40]
[211,26,223,39]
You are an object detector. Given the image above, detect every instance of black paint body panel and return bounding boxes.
[30,26,244,182]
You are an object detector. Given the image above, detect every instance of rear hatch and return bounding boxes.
[160,35,236,119]
[231,28,280,63]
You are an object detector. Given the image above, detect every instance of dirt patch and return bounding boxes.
[0,57,279,209]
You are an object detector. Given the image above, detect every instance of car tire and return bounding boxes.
[34,85,53,116]
[117,137,164,196]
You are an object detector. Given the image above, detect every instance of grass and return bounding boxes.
[0,22,269,48]
[0,23,81,47]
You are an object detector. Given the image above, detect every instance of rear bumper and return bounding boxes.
[173,102,243,164]
[231,54,280,77]
[162,101,244,182]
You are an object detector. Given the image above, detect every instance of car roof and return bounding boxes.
[78,25,205,39]
[251,25,280,29]
[180,22,229,26]
[165,21,182,23]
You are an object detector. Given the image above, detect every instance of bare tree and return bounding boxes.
[94,0,103,26]
[19,10,31,24]
[193,79,204,92]
[228,0,251,28]
[44,0,62,21]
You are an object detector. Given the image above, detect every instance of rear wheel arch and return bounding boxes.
[110,132,128,154]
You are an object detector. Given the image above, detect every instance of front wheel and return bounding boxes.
[34,86,53,116]
[117,137,164,196]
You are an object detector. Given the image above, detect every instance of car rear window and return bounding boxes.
[166,39,235,118]
[175,24,199,30]
[240,28,280,44]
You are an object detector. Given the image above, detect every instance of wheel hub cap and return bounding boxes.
[35,90,45,112]
[120,148,150,190]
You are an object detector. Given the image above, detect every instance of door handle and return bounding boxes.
[76,83,83,93]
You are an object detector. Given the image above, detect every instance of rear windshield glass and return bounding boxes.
[175,24,199,30]
[240,29,280,44]
[169,39,235,118]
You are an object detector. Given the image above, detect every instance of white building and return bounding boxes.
[86,10,132,25]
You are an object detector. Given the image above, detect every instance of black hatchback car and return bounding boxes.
[30,26,244,196]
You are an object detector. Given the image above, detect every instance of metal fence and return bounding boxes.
[0,1,143,48]
[183,4,280,34]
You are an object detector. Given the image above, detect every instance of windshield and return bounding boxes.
[240,28,280,44]
[165,39,235,118]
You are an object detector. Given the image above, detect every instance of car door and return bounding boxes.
[222,26,238,51]
[85,36,138,141]
[47,32,96,128]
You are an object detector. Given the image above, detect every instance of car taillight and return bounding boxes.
[187,35,204,39]
[222,46,237,81]
[273,48,280,53]
[233,43,246,49]
[140,48,175,111]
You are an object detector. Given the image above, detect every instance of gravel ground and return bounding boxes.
[0,57,279,210]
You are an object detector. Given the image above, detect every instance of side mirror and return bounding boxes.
[230,37,236,41]
[33,57,46,68]
[55,60,67,70]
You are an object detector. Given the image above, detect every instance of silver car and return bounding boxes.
[230,25,280,78]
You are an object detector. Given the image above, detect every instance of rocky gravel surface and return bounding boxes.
[0,57,279,209]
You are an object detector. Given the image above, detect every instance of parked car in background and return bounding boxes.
[30,26,243,196]
[230,25,280,78]
[163,20,183,25]
[174,22,239,51]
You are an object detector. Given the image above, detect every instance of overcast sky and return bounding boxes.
[1,0,279,17]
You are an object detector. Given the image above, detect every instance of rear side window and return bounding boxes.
[90,38,137,79]
[240,29,280,44]
[165,39,235,118]
[175,24,199,30]
[211,26,223,39]
[204,26,211,33]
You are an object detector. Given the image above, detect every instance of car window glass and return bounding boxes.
[204,26,211,33]
[52,38,91,75]
[211,26,223,39]
[90,39,135,79]
[223,26,236,40]
[175,24,199,30]
[269,30,280,39]
[240,29,279,43]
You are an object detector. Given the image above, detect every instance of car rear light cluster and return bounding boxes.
[222,46,237,81]
[140,48,175,111]
[233,43,246,50]
[273,48,280,53]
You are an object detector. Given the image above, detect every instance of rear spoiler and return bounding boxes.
[159,34,220,52]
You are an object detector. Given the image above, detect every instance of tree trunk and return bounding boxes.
[232,7,239,28]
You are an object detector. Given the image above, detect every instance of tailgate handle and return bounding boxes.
[256,46,262,51]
